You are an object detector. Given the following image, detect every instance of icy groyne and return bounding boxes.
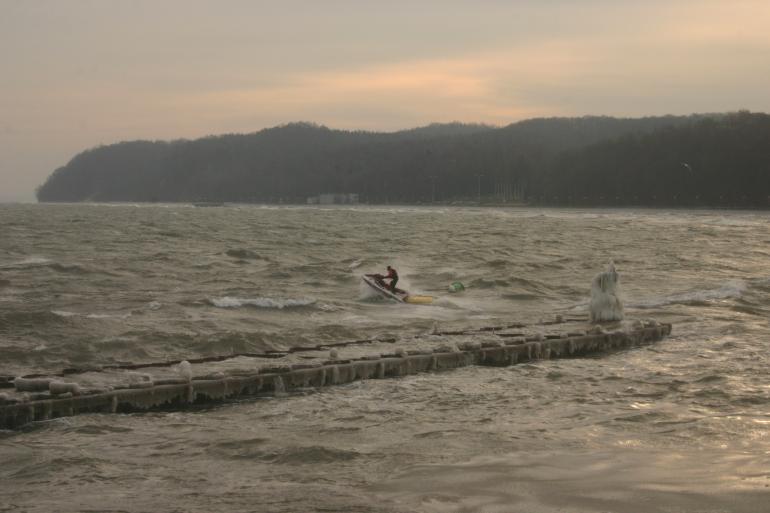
[0,322,671,430]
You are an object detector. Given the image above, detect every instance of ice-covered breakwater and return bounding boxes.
[0,320,671,430]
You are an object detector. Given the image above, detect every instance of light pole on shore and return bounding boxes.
[476,174,484,204]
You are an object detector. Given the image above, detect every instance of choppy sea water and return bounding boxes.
[1,203,768,512]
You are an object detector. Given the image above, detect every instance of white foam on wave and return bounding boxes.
[1,257,52,269]
[358,280,382,301]
[633,280,747,308]
[86,312,132,319]
[51,310,78,317]
[210,296,316,309]
[51,310,132,319]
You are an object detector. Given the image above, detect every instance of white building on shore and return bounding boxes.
[307,193,359,205]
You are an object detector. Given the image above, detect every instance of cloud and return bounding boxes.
[161,0,770,127]
[168,46,590,130]
[2,0,770,200]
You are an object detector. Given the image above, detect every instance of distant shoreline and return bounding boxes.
[19,200,770,212]
[35,113,770,208]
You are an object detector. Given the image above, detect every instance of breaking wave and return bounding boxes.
[209,296,317,309]
[633,280,748,308]
[0,257,106,275]
[51,310,132,320]
[0,257,52,269]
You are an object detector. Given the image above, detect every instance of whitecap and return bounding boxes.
[633,280,747,308]
[53,310,132,319]
[209,296,316,309]
[51,310,78,317]
[0,257,51,269]
[85,312,132,320]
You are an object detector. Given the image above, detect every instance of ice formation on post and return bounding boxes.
[175,360,192,382]
[590,261,624,322]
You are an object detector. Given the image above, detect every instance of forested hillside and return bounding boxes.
[36,112,770,207]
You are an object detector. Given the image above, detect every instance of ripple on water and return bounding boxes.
[1,204,770,512]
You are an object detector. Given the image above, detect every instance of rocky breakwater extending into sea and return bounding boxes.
[0,317,671,430]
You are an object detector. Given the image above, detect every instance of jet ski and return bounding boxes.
[362,274,433,304]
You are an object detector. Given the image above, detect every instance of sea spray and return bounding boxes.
[273,375,287,397]
[590,261,624,322]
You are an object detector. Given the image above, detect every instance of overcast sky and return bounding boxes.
[2,0,769,201]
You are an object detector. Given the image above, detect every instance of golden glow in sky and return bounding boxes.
[1,0,769,200]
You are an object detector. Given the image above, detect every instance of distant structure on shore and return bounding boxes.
[307,193,359,205]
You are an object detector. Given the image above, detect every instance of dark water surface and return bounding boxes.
[1,204,768,512]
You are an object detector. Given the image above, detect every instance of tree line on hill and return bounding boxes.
[36,111,770,208]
